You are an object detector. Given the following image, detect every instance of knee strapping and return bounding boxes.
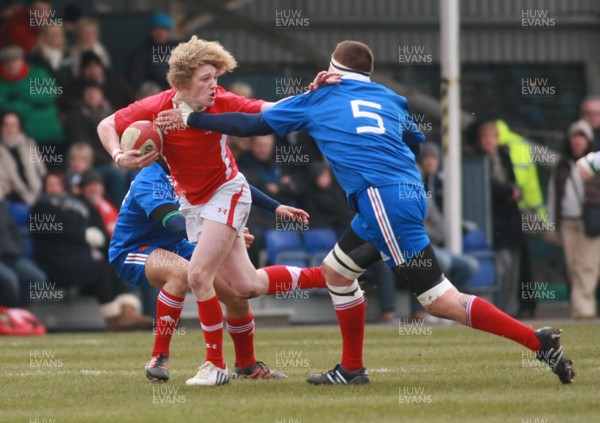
[417,277,453,306]
[323,244,365,281]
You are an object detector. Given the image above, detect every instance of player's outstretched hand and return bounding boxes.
[275,205,310,224]
[117,150,159,170]
[308,71,342,92]
[154,109,185,134]
[243,227,255,249]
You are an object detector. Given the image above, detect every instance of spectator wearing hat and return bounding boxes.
[59,3,83,46]
[420,142,444,210]
[0,45,64,146]
[128,12,179,92]
[409,142,478,321]
[547,119,600,319]
[77,51,134,110]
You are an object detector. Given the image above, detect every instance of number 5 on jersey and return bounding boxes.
[350,100,386,134]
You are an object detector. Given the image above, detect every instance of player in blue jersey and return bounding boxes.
[110,158,326,383]
[157,40,575,385]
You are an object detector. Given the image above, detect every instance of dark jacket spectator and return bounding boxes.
[470,120,524,316]
[420,142,444,212]
[238,134,300,206]
[31,172,102,288]
[66,51,133,111]
[65,81,113,165]
[32,171,152,330]
[470,122,524,250]
[301,162,353,231]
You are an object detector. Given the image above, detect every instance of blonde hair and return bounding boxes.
[75,17,99,37]
[37,25,66,52]
[167,36,237,89]
[67,142,94,163]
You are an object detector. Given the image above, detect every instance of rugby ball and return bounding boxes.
[120,120,163,154]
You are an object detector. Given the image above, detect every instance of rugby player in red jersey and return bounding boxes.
[98,36,337,385]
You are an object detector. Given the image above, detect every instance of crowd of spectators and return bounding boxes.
[0,1,598,326]
[0,1,175,329]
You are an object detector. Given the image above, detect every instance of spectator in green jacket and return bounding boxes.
[0,45,63,146]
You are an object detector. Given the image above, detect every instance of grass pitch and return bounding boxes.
[1,321,598,423]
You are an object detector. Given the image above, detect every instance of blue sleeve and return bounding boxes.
[132,168,177,217]
[400,100,426,145]
[187,112,274,137]
[262,94,312,138]
[249,185,280,213]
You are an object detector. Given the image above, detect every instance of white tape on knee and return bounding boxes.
[323,244,364,281]
[327,280,364,308]
[417,277,453,306]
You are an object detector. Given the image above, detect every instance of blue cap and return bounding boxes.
[151,12,172,30]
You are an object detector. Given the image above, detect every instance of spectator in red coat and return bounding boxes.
[0,0,54,54]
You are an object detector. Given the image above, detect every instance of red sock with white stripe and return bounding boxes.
[197,295,225,369]
[226,313,256,369]
[263,266,326,295]
[466,296,540,351]
[327,280,365,371]
[152,290,185,356]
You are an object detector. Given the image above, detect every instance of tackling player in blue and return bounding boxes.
[109,157,324,383]
[157,40,575,385]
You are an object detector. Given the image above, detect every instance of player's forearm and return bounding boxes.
[186,112,274,137]
[150,203,187,240]
[164,213,187,240]
[97,114,121,157]
[249,184,280,213]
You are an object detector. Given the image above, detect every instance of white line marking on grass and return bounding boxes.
[80,369,109,375]
[3,368,189,378]
[71,339,106,345]
[371,367,393,373]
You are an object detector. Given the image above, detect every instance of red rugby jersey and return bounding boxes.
[114,87,264,204]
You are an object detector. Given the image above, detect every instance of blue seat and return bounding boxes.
[8,202,34,259]
[8,202,31,227]
[303,228,337,266]
[264,230,310,266]
[462,228,497,294]
[462,228,489,252]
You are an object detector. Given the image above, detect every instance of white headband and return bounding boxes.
[330,57,371,77]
